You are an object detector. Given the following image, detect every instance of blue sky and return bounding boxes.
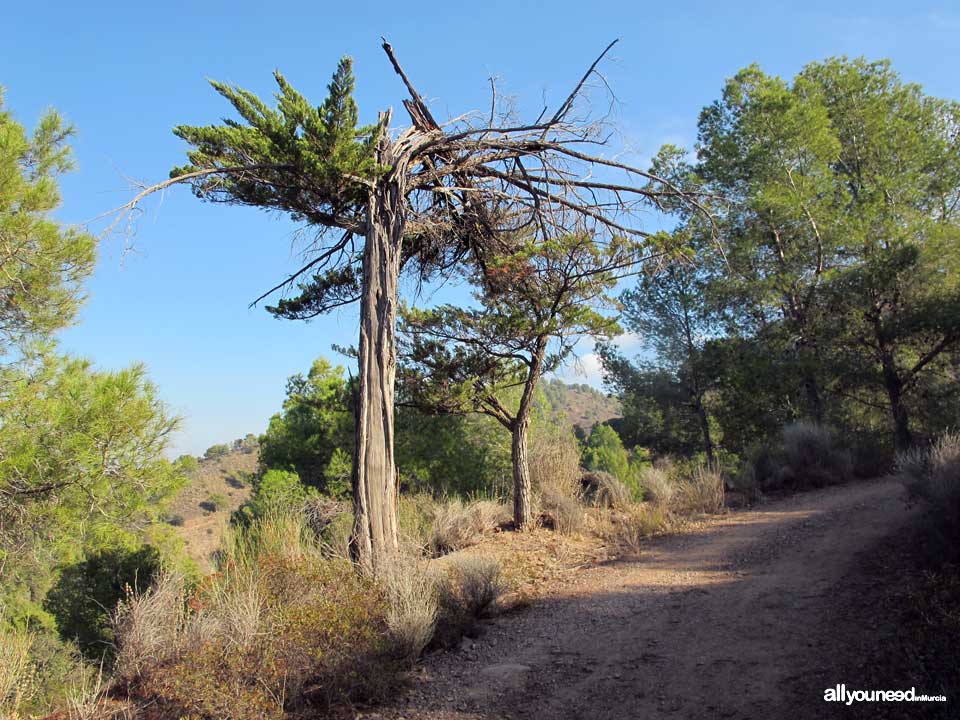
[4,1,959,456]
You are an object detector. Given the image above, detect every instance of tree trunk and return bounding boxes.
[350,137,403,573]
[511,338,547,530]
[880,350,913,452]
[802,371,825,424]
[692,392,714,465]
[511,419,533,530]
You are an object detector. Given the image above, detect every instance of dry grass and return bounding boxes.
[112,512,397,718]
[599,504,667,554]
[434,555,505,648]
[112,572,188,681]
[591,471,634,511]
[530,428,582,498]
[674,463,725,515]
[428,497,508,556]
[0,618,34,718]
[379,554,438,661]
[637,465,675,508]
[898,432,960,556]
[540,486,586,534]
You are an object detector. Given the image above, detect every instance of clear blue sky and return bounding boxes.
[4,1,959,456]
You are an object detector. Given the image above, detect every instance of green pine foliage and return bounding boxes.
[0,90,96,351]
[172,57,385,215]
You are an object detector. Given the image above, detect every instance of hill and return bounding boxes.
[168,445,258,569]
[542,378,621,432]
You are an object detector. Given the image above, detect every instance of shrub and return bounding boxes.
[898,432,960,558]
[0,620,34,718]
[637,465,675,508]
[781,421,853,488]
[600,504,667,554]
[44,545,162,663]
[203,443,230,460]
[378,554,438,661]
[205,492,230,511]
[113,513,399,718]
[581,424,632,482]
[588,471,634,511]
[530,428,581,499]
[166,513,185,527]
[540,485,585,534]
[433,556,505,648]
[428,498,507,556]
[241,468,318,522]
[674,463,725,515]
[174,454,200,474]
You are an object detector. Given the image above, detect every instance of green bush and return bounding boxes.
[174,454,200,474]
[203,443,231,460]
[44,545,161,662]
[740,422,852,492]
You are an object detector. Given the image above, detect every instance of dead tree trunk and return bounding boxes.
[350,125,403,572]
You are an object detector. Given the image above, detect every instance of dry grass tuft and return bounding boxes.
[429,498,508,555]
[433,556,505,648]
[379,554,438,661]
[530,429,582,498]
[591,471,634,511]
[600,504,667,554]
[637,465,675,508]
[0,618,34,719]
[540,486,585,535]
[674,463,725,515]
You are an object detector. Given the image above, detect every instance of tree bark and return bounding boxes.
[879,350,913,452]
[511,419,533,530]
[350,133,403,573]
[692,391,715,465]
[511,338,547,530]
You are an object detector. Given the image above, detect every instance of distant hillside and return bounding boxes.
[168,443,258,569]
[543,378,621,432]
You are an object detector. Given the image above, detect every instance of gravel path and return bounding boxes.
[370,478,920,720]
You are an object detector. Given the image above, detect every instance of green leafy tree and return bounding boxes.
[801,59,960,449]
[0,90,96,354]
[258,357,354,497]
[0,355,182,626]
[398,234,635,528]
[657,57,960,452]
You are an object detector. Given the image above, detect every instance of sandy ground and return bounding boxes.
[369,478,926,720]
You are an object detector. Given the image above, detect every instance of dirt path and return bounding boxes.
[373,478,921,720]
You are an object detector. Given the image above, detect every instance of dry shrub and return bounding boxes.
[111,572,188,681]
[433,556,505,648]
[378,554,438,661]
[303,497,348,536]
[637,465,675,508]
[428,498,508,556]
[674,463,725,515]
[540,485,585,534]
[600,504,667,554]
[590,471,633,511]
[899,432,960,558]
[113,512,399,719]
[530,428,581,498]
[0,619,34,718]
[781,421,853,487]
